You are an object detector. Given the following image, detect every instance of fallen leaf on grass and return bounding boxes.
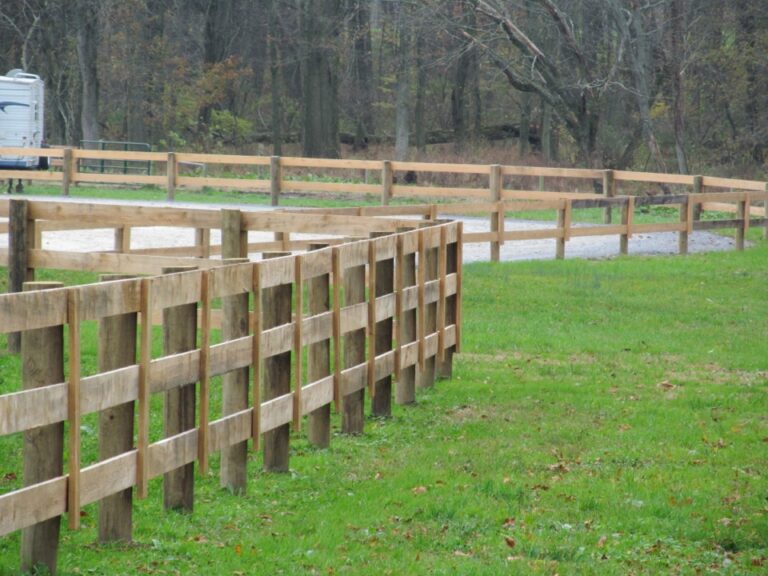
[506,555,524,561]
[548,462,571,474]
[502,518,516,529]
[411,486,428,495]
[532,484,550,491]
[597,536,608,548]
[751,556,766,567]
[504,536,516,548]
[453,550,472,557]
[656,380,678,390]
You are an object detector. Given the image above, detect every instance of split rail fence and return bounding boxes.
[2,146,767,260]
[0,199,461,575]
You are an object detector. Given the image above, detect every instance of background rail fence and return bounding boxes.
[0,214,462,575]
[2,147,767,260]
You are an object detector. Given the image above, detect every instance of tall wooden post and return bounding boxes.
[220,210,250,492]
[97,275,137,543]
[678,197,689,255]
[419,237,438,389]
[736,197,747,251]
[8,199,34,353]
[692,175,703,221]
[489,164,502,262]
[162,267,198,512]
[372,236,394,417]
[20,282,64,575]
[262,254,292,472]
[307,244,331,448]
[396,240,417,405]
[342,262,366,434]
[438,237,458,379]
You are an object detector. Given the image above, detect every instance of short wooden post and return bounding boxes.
[342,262,366,434]
[692,175,703,221]
[620,197,634,255]
[678,197,689,255]
[396,237,417,405]
[62,148,73,196]
[166,152,177,201]
[372,235,394,417]
[220,210,250,492]
[438,235,458,379]
[764,182,768,240]
[114,227,131,253]
[736,196,747,251]
[262,253,292,472]
[20,281,64,576]
[195,228,211,258]
[489,164,502,262]
[381,160,393,206]
[307,244,331,448]
[419,235,438,389]
[270,156,281,206]
[556,204,567,260]
[602,170,615,224]
[219,260,250,493]
[8,199,34,353]
[162,267,198,512]
[97,275,137,543]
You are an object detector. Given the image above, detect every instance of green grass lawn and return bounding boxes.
[1,242,767,574]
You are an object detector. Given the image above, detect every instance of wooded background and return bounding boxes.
[1,1,766,176]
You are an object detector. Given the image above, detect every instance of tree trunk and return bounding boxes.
[300,0,340,158]
[75,0,100,143]
[394,0,411,162]
[349,0,374,150]
[268,0,283,155]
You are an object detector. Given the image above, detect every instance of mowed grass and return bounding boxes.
[1,244,767,574]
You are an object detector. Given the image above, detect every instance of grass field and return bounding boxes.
[0,236,767,574]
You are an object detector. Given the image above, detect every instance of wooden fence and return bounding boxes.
[2,146,766,261]
[0,210,461,574]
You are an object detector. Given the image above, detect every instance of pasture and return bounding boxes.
[1,238,766,574]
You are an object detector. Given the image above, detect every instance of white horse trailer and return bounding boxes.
[0,69,45,169]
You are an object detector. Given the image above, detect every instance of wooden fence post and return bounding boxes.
[8,199,34,353]
[692,175,703,221]
[262,253,292,472]
[419,233,438,389]
[602,170,615,224]
[736,196,747,251]
[20,281,64,576]
[342,261,366,434]
[166,152,177,201]
[438,232,458,379]
[371,235,394,417]
[489,164,502,262]
[62,148,73,197]
[307,244,331,448]
[679,197,690,255]
[162,266,198,512]
[97,275,137,543]
[620,197,634,255]
[556,203,567,260]
[114,227,131,253]
[270,156,281,206]
[381,161,393,206]
[764,182,768,240]
[396,235,417,405]
[195,228,211,258]
[220,210,250,492]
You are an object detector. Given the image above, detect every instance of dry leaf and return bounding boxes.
[656,380,676,390]
[597,536,608,548]
[453,550,472,557]
[502,517,516,529]
[411,486,428,494]
[234,544,242,555]
[504,536,516,549]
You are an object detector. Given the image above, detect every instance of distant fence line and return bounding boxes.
[0,202,461,574]
[2,147,766,260]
